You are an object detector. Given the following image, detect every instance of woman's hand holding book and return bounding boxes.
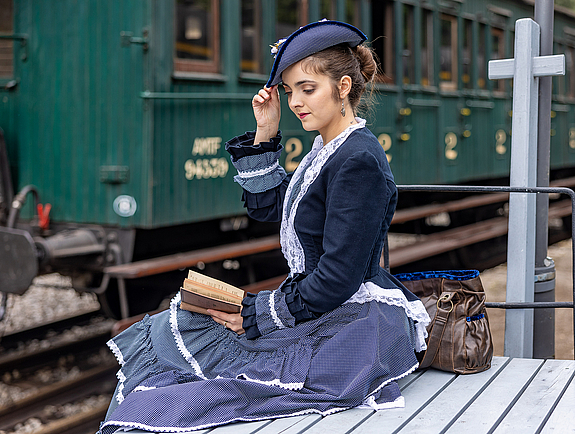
[207,310,245,335]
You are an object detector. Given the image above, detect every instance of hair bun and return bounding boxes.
[354,45,377,83]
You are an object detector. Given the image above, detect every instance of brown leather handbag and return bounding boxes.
[395,270,493,374]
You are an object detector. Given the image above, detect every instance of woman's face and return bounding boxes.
[281,61,344,143]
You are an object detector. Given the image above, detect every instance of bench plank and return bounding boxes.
[493,359,575,434]
[208,419,270,433]
[395,357,508,433]
[444,358,543,434]
[351,368,457,433]
[253,414,322,434]
[539,371,575,433]
[396,369,425,389]
[301,408,373,433]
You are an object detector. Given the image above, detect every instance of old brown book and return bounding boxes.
[180,290,242,314]
[179,270,243,314]
[182,278,242,304]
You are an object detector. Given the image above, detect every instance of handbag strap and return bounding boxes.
[419,290,455,369]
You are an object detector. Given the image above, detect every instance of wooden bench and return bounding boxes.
[118,356,574,433]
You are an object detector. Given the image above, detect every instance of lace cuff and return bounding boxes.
[241,290,296,338]
[225,131,282,159]
[257,290,295,334]
[225,132,287,194]
[232,153,287,193]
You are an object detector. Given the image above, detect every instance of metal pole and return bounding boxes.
[534,0,556,359]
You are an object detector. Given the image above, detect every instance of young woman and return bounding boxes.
[99,20,430,434]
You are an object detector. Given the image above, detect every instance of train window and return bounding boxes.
[277,0,305,41]
[371,0,394,84]
[402,4,415,85]
[0,0,13,78]
[477,24,487,89]
[462,20,473,89]
[174,0,220,74]
[439,14,457,91]
[321,0,336,19]
[319,0,359,24]
[345,0,360,27]
[421,10,434,87]
[491,28,505,92]
[241,0,263,74]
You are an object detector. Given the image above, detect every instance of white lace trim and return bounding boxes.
[365,360,418,403]
[101,363,417,433]
[107,339,125,366]
[359,395,405,410]
[134,385,157,392]
[170,293,207,379]
[108,336,127,404]
[280,118,366,275]
[269,291,286,329]
[237,373,304,391]
[115,369,126,404]
[345,282,431,352]
[237,160,280,178]
[101,406,348,433]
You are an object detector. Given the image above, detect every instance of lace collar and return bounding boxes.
[280,118,366,274]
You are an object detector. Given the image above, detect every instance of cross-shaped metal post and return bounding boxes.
[488,18,564,358]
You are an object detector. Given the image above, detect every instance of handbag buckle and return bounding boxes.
[437,292,454,313]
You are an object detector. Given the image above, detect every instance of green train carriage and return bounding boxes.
[1,0,574,317]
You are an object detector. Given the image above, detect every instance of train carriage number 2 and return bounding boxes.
[495,129,507,155]
[445,132,458,160]
[285,138,303,172]
[377,133,392,163]
[185,137,229,180]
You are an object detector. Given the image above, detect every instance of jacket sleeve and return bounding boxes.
[225,131,291,222]
[241,150,394,339]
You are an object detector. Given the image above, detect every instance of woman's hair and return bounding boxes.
[300,43,378,114]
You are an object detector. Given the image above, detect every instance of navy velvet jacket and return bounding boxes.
[226,126,405,339]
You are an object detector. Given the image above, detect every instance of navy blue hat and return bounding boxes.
[266,20,367,87]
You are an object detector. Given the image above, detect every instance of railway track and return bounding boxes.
[389,197,571,269]
[0,312,117,434]
[0,312,114,373]
[0,364,116,434]
[387,178,575,271]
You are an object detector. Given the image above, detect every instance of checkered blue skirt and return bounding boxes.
[99,294,419,433]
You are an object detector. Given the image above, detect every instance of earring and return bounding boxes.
[341,100,346,117]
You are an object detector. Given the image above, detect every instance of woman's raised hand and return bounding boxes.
[253,85,280,145]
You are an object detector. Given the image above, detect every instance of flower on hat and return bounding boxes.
[270,38,287,57]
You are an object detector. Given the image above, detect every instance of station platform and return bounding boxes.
[481,238,574,360]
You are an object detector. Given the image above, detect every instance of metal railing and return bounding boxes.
[384,184,575,355]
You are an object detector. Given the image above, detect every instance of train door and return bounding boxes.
[551,44,573,170]
[12,0,150,226]
[402,99,441,184]
[0,0,17,214]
